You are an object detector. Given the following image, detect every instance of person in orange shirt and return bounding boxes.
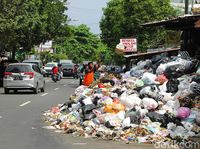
[83,62,94,86]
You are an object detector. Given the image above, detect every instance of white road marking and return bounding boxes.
[41,93,48,96]
[70,81,75,84]
[54,88,60,90]
[19,101,31,107]
[0,116,3,119]
[64,85,67,86]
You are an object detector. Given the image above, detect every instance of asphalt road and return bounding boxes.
[0,78,157,149]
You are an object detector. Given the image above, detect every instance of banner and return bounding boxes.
[120,38,137,52]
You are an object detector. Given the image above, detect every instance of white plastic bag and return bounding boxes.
[142,98,158,110]
[141,72,157,85]
[82,97,93,105]
[120,94,142,110]
[122,117,131,128]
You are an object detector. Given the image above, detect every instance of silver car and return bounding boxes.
[3,63,45,94]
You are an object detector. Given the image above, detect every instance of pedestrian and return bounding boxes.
[58,64,63,80]
[79,64,86,85]
[83,62,94,86]
[73,65,78,79]
[94,63,100,80]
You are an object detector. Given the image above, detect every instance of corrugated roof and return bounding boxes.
[142,14,200,30]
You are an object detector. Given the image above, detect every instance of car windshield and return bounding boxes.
[24,62,39,66]
[62,63,73,68]
[46,64,56,67]
[6,65,32,73]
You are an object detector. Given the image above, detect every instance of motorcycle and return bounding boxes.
[52,73,59,82]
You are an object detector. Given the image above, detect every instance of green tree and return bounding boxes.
[100,0,178,58]
[54,25,110,64]
[0,0,69,60]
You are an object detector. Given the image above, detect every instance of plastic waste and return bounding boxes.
[82,97,93,105]
[120,93,142,110]
[176,107,191,119]
[141,72,157,85]
[142,98,158,110]
[166,78,179,93]
[82,104,96,113]
[155,74,168,85]
[190,82,200,95]
[197,67,200,74]
[104,103,125,114]
[140,85,159,98]
[195,112,200,125]
[122,117,131,128]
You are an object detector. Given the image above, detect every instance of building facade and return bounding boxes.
[171,0,200,14]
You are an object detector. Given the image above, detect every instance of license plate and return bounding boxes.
[14,76,23,80]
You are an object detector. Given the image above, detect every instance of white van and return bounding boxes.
[43,62,58,77]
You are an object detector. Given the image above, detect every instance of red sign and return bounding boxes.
[120,38,137,52]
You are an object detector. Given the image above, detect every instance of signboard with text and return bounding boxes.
[120,38,137,52]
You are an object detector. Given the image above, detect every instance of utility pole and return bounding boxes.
[185,0,189,14]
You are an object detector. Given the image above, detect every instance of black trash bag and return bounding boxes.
[147,112,167,127]
[126,109,141,124]
[100,79,115,86]
[93,97,100,106]
[184,59,199,74]
[144,63,153,70]
[190,82,200,95]
[164,64,185,79]
[152,57,170,73]
[55,119,62,125]
[192,75,200,84]
[151,53,168,64]
[82,104,96,114]
[166,78,179,94]
[105,121,115,129]
[62,101,74,112]
[147,112,182,128]
[112,89,124,96]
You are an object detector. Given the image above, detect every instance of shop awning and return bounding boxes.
[142,14,200,30]
[124,48,179,59]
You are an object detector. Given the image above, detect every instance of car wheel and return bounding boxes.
[33,84,38,94]
[4,88,9,94]
[41,82,45,92]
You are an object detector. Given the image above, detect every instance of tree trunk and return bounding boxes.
[12,49,16,60]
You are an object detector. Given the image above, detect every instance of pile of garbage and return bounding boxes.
[43,54,200,144]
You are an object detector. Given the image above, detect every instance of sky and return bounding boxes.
[67,0,109,34]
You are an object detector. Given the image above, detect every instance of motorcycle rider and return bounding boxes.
[52,65,59,82]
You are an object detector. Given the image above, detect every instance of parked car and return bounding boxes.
[23,59,46,76]
[43,62,58,77]
[61,63,74,77]
[3,63,45,94]
[0,59,18,87]
[23,59,43,68]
